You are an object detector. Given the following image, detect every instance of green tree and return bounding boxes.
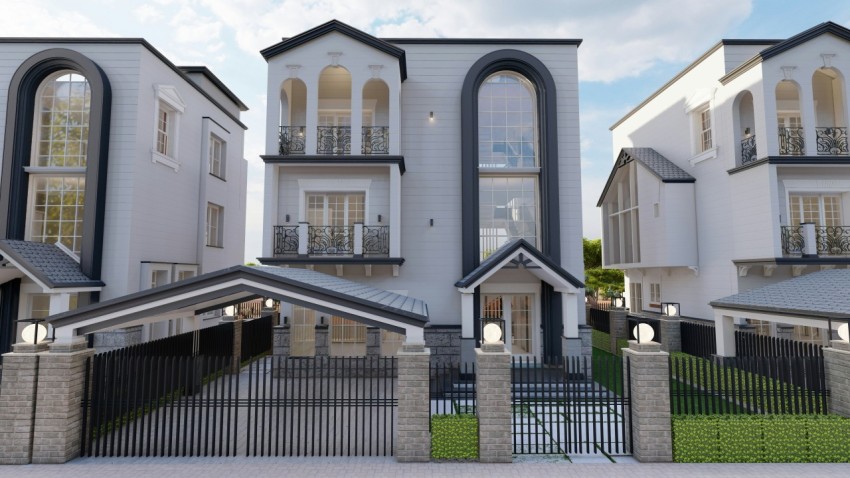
[583,237,623,297]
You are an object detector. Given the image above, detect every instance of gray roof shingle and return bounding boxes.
[710,269,850,319]
[0,240,103,289]
[621,148,695,182]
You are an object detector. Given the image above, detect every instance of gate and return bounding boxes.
[81,355,397,457]
[511,354,631,456]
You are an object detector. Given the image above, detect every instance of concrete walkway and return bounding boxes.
[1,457,848,478]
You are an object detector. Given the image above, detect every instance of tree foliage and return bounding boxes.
[583,237,623,296]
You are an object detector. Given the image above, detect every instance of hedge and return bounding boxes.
[591,329,628,356]
[672,415,850,462]
[431,414,479,460]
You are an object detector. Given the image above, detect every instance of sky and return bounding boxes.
[3,0,849,263]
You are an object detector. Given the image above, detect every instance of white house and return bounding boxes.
[599,22,850,349]
[0,39,248,354]
[259,20,586,364]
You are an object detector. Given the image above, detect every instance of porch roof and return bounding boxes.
[455,239,584,293]
[0,239,103,291]
[48,265,428,341]
[710,269,850,320]
[597,147,695,207]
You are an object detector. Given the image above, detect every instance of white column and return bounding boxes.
[262,163,278,257]
[48,293,71,316]
[298,222,309,255]
[351,75,363,155]
[305,70,319,155]
[562,291,579,338]
[802,222,817,255]
[388,79,401,155]
[389,164,401,257]
[403,325,424,345]
[715,312,737,357]
[799,80,818,156]
[461,292,475,340]
[353,222,364,255]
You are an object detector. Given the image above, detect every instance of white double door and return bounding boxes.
[482,290,538,357]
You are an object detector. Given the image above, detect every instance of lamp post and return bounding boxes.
[17,318,48,345]
[481,317,505,345]
[661,302,680,317]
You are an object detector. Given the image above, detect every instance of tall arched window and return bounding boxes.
[27,71,91,253]
[478,71,540,258]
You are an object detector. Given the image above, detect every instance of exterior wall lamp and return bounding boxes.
[19,318,48,345]
[285,214,290,223]
[612,294,625,308]
[632,322,655,344]
[661,302,680,317]
[481,317,505,344]
[429,111,434,121]
[377,214,382,223]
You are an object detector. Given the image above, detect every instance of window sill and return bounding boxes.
[206,244,224,249]
[689,146,717,166]
[151,150,180,172]
[209,172,226,182]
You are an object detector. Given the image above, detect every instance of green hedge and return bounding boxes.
[431,414,479,460]
[672,415,850,463]
[592,329,628,356]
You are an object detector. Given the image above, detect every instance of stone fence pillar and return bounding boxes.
[610,307,629,354]
[0,342,49,464]
[314,325,329,357]
[475,342,512,463]
[824,340,850,417]
[229,318,243,374]
[659,317,681,353]
[622,340,672,462]
[32,338,95,463]
[366,327,381,357]
[396,342,431,462]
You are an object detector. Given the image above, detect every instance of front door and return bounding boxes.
[482,294,536,356]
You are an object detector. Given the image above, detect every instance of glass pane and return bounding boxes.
[28,176,85,253]
[478,72,538,168]
[291,305,316,357]
[34,71,91,168]
[511,295,532,355]
[479,176,539,258]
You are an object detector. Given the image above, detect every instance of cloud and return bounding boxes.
[0,0,114,36]
[133,4,161,24]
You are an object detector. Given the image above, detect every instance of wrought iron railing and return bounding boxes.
[308,225,354,254]
[363,225,389,255]
[361,126,389,154]
[815,127,848,155]
[272,225,299,255]
[278,126,306,155]
[816,225,850,255]
[781,225,850,256]
[778,127,804,155]
[317,126,351,155]
[740,135,757,165]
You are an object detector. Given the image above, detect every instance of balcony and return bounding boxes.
[778,127,804,156]
[740,135,757,165]
[278,126,390,156]
[781,224,850,256]
[815,127,849,155]
[273,223,389,256]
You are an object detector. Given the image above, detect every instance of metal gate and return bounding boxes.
[511,354,632,456]
[80,355,397,457]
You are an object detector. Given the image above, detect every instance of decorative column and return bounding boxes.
[622,340,672,462]
[561,291,582,357]
[389,164,401,259]
[823,340,850,417]
[714,312,736,357]
[475,341,512,463]
[460,291,476,364]
[0,341,49,464]
[659,317,681,353]
[396,341,431,462]
[31,338,95,464]
[610,307,629,354]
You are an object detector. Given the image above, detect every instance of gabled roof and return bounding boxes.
[710,269,850,320]
[178,66,248,111]
[0,240,103,289]
[722,21,850,84]
[455,239,583,292]
[48,265,428,339]
[260,20,407,81]
[597,148,695,207]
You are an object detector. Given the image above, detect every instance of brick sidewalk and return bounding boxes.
[1,457,848,478]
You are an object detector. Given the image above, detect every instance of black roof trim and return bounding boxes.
[384,38,581,46]
[0,37,247,129]
[261,155,406,174]
[178,66,248,111]
[729,156,850,175]
[260,20,407,81]
[49,265,428,333]
[597,148,695,207]
[721,22,850,85]
[257,257,405,266]
[454,239,583,289]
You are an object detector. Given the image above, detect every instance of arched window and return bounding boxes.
[478,71,540,258]
[812,68,848,155]
[776,81,803,155]
[27,71,91,253]
[317,66,352,155]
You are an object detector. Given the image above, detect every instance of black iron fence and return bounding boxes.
[361,126,389,154]
[741,135,757,164]
[429,361,476,416]
[670,354,828,415]
[198,322,234,357]
[735,330,822,358]
[779,126,804,155]
[815,126,848,155]
[81,355,398,457]
[241,315,273,362]
[511,355,631,456]
[681,321,717,358]
[588,307,611,334]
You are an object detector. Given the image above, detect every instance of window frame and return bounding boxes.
[209,133,226,180]
[206,203,224,248]
[151,85,186,171]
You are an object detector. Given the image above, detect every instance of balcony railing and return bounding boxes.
[317,126,351,155]
[740,135,757,165]
[272,224,390,256]
[362,126,389,154]
[815,127,848,155]
[279,126,306,155]
[781,224,850,256]
[778,127,804,156]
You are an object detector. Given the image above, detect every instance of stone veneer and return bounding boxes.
[0,342,49,464]
[395,343,431,462]
[824,340,850,417]
[622,340,672,462]
[475,342,512,463]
